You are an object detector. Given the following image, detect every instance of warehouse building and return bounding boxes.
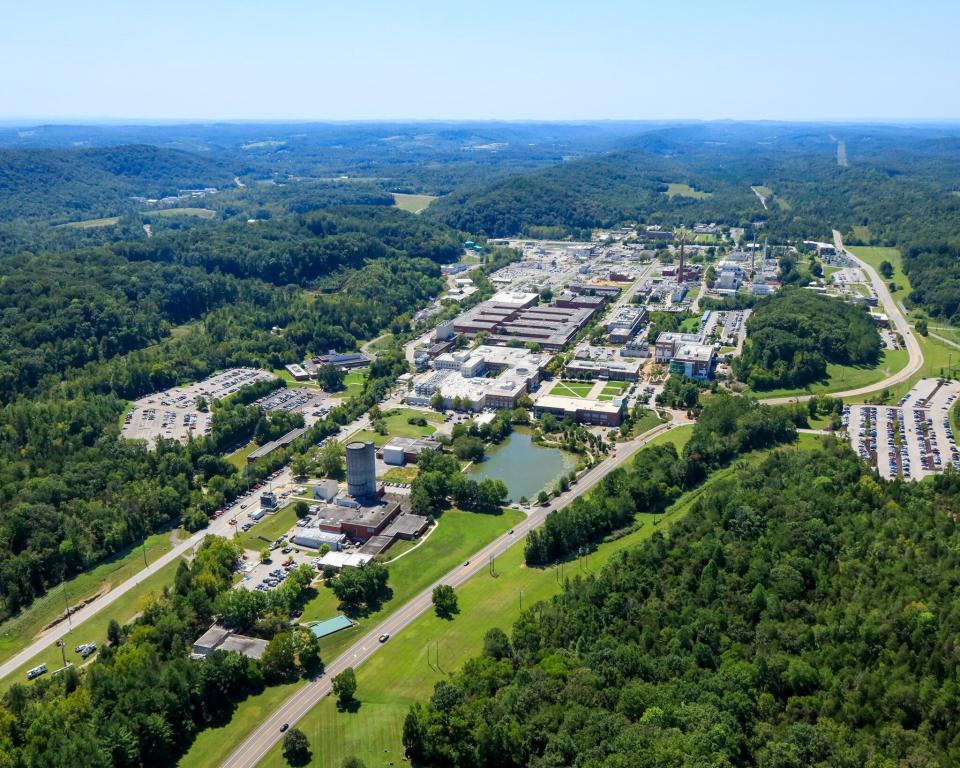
[605,306,648,344]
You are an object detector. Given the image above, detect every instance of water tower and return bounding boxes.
[346,441,377,498]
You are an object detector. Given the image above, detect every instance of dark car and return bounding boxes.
[280,723,289,732]
[379,634,390,643]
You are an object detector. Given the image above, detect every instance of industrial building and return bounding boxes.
[565,357,643,381]
[346,441,377,498]
[655,332,716,380]
[192,624,269,661]
[379,436,442,466]
[406,345,546,411]
[533,394,627,427]
[290,530,348,550]
[605,306,648,344]
[246,427,307,464]
[453,300,592,351]
[554,291,607,312]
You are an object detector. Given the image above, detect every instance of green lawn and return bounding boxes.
[549,380,594,398]
[381,466,419,484]
[349,408,442,447]
[618,409,668,439]
[226,441,258,469]
[746,347,910,399]
[259,427,828,768]
[391,193,438,214]
[342,369,369,398]
[0,531,177,673]
[679,316,702,333]
[233,505,301,553]
[56,216,120,229]
[601,381,629,396]
[177,507,522,767]
[666,183,711,200]
[851,246,912,297]
[145,207,216,220]
[1,547,189,692]
[271,368,321,389]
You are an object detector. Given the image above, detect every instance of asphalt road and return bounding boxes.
[760,230,923,405]
[220,416,683,768]
[0,405,384,685]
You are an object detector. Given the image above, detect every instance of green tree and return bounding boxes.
[316,364,345,391]
[282,727,311,766]
[879,260,894,279]
[432,584,458,618]
[332,667,357,710]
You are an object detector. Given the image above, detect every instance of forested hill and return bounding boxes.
[404,441,960,767]
[0,144,232,222]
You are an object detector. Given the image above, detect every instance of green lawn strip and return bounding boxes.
[260,427,813,767]
[145,207,216,219]
[0,531,177,670]
[850,246,912,296]
[0,551,188,692]
[271,368,321,389]
[745,347,909,400]
[56,216,120,229]
[176,508,522,767]
[233,505,300,552]
[381,466,419,483]
[226,441,258,469]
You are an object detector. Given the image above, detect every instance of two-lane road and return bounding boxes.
[221,417,682,768]
[760,230,923,405]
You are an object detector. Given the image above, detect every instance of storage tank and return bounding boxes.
[346,441,376,498]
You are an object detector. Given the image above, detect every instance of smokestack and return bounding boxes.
[678,233,685,283]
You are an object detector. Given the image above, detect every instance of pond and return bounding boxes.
[467,428,577,501]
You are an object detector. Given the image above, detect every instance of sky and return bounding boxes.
[2,0,958,122]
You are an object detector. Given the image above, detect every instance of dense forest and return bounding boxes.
[0,145,232,222]
[734,290,882,390]
[404,439,960,767]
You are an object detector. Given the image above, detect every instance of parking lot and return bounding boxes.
[255,387,329,421]
[844,378,960,480]
[122,368,275,446]
[701,309,751,349]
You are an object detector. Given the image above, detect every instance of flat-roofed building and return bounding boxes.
[533,394,627,427]
[379,436,442,466]
[605,306,648,344]
[565,358,643,381]
[553,291,607,313]
[192,624,269,660]
[285,363,310,381]
[655,331,707,364]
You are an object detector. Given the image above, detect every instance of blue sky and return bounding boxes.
[2,0,958,121]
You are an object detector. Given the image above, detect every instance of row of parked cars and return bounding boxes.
[26,642,96,680]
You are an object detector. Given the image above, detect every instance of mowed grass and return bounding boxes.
[260,426,837,768]
[177,507,523,767]
[391,193,437,214]
[56,216,120,229]
[851,246,912,296]
[549,380,593,398]
[145,207,216,219]
[0,547,190,692]
[348,408,442,447]
[666,182,711,199]
[381,466,419,483]
[226,440,258,469]
[0,531,177,672]
[342,369,369,398]
[233,505,301,552]
[746,347,910,400]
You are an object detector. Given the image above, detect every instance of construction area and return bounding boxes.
[844,378,960,480]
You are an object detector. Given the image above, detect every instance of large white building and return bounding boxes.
[406,345,547,411]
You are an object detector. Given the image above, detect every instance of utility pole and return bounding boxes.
[56,639,67,670]
[63,581,72,628]
[142,535,149,568]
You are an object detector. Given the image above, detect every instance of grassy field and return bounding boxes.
[56,216,120,229]
[178,507,522,767]
[598,381,630,401]
[271,368,321,389]
[745,347,910,400]
[851,226,873,243]
[391,193,437,214]
[549,380,594,398]
[260,428,827,768]
[1,547,190,692]
[348,407,443,447]
[862,332,960,404]
[666,182,711,199]
[342,369,369,398]
[226,441,258,469]
[679,315,702,333]
[0,531,178,672]
[618,409,667,439]
[233,505,301,554]
[146,207,216,220]
[850,246,912,297]
[382,466,419,484]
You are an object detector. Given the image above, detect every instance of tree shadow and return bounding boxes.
[336,697,362,714]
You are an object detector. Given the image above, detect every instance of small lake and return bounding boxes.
[467,428,576,501]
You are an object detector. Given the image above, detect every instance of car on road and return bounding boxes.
[379,634,390,643]
[240,503,248,509]
[509,529,515,535]
[463,560,470,566]
[280,723,289,732]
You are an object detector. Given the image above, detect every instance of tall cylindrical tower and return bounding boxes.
[346,441,376,498]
